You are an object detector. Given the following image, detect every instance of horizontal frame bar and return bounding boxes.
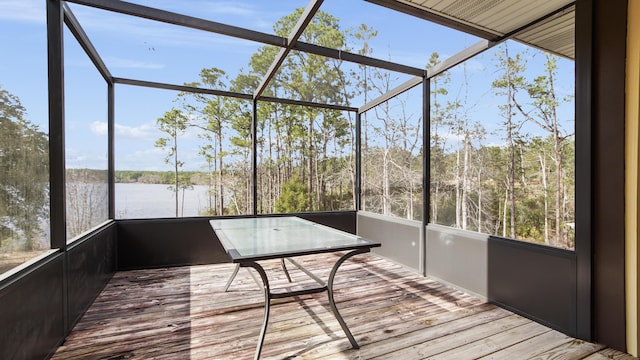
[113,77,253,100]
[114,78,358,112]
[257,96,358,112]
[359,76,423,113]
[294,42,426,77]
[427,39,495,78]
[65,0,286,47]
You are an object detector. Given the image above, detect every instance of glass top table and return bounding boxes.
[209,216,381,360]
[210,216,380,262]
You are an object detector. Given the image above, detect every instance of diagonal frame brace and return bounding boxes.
[63,3,113,83]
[253,0,324,99]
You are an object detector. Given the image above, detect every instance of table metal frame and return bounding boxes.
[211,217,379,360]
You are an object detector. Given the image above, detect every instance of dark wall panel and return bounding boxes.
[0,254,65,360]
[116,212,356,271]
[296,211,356,234]
[590,0,628,351]
[488,237,577,336]
[117,217,228,270]
[574,0,594,342]
[67,222,116,327]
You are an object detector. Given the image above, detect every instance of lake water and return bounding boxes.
[115,183,212,219]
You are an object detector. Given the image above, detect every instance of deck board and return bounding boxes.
[52,253,635,360]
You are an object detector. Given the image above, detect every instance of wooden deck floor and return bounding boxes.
[52,253,635,360]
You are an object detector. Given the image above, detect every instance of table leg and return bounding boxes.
[238,249,369,358]
[242,262,271,360]
[224,263,263,291]
[223,263,240,292]
[327,248,370,349]
[280,258,292,282]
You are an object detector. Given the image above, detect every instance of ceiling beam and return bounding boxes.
[253,0,324,98]
[294,42,426,77]
[113,78,253,100]
[359,76,423,113]
[65,0,286,47]
[258,96,357,112]
[427,39,496,78]
[113,77,355,111]
[360,39,494,113]
[359,39,496,113]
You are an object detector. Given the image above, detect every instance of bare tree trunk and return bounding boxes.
[477,168,482,233]
[258,120,265,214]
[181,184,186,217]
[508,132,516,239]
[208,160,214,213]
[383,149,390,215]
[432,186,439,222]
[218,130,224,215]
[520,144,527,186]
[362,68,368,212]
[308,114,314,210]
[268,116,274,214]
[315,152,322,208]
[174,134,179,217]
[550,75,564,247]
[319,124,328,209]
[503,185,508,238]
[349,113,357,209]
[505,67,517,237]
[539,152,550,245]
[455,149,461,228]
[462,135,470,230]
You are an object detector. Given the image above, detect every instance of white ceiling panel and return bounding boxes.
[368,0,575,59]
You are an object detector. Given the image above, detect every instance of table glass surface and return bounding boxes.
[210,217,378,261]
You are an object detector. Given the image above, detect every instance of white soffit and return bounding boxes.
[382,0,575,59]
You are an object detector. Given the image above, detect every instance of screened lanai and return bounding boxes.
[1,0,637,359]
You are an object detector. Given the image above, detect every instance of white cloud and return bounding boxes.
[117,123,159,140]
[89,121,107,135]
[90,121,159,140]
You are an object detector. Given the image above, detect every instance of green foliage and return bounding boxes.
[274,176,311,213]
[0,85,49,250]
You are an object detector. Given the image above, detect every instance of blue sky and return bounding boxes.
[0,0,575,172]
